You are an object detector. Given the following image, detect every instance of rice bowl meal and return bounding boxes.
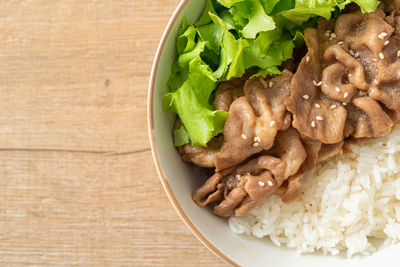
[159,0,400,258]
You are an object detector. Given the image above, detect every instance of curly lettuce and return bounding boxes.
[163,0,380,147]
[281,0,379,24]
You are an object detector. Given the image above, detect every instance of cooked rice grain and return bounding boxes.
[229,124,400,257]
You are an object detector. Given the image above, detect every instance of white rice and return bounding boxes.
[229,123,400,257]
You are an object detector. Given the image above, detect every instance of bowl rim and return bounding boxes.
[147,0,238,265]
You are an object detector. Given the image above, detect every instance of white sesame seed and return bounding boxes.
[336,87,341,92]
[313,80,318,86]
[241,134,247,140]
[384,40,390,46]
[306,56,310,63]
[378,32,388,40]
[269,81,273,88]
[235,174,241,180]
[325,30,331,37]
[254,136,260,142]
[373,79,378,85]
[311,120,316,128]
[397,50,400,57]
[316,81,323,86]
[330,104,337,109]
[253,142,260,147]
[270,121,276,127]
[267,180,274,186]
[316,116,323,121]
[315,103,320,108]
[344,92,349,98]
[349,50,355,56]
[258,181,265,187]
[303,94,310,100]
[338,41,344,45]
[343,102,347,106]
[373,58,377,62]
[354,52,359,58]
[331,33,336,38]
[379,52,384,59]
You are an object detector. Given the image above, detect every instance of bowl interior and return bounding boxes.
[148,1,398,266]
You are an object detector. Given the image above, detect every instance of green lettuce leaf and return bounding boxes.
[226,29,294,79]
[164,18,230,146]
[250,65,281,79]
[167,61,188,92]
[271,0,295,14]
[197,23,224,55]
[281,0,338,24]
[174,125,191,146]
[164,60,229,146]
[230,0,276,38]
[281,0,380,25]
[209,13,240,80]
[195,0,218,27]
[217,0,246,8]
[219,10,236,30]
[177,21,197,54]
[349,0,380,12]
[260,0,282,13]
[227,38,249,79]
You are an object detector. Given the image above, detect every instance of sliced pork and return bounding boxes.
[215,71,293,171]
[285,28,347,144]
[193,127,306,217]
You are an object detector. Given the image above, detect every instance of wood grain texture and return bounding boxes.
[0,0,227,265]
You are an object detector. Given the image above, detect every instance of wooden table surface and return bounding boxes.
[0,0,227,265]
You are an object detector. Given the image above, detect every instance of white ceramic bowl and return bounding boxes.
[147,1,398,266]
